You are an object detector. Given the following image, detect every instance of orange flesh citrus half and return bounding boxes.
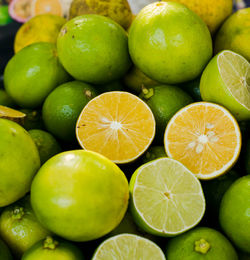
[31,0,63,16]
[164,102,241,179]
[76,91,156,164]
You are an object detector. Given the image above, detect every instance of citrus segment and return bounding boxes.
[164,102,241,179]
[76,91,155,163]
[0,105,26,125]
[31,0,63,17]
[92,234,166,260]
[130,158,205,236]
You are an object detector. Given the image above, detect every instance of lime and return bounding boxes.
[179,77,202,101]
[246,139,250,174]
[0,239,13,260]
[22,236,84,260]
[14,14,66,53]
[0,196,51,257]
[57,15,131,84]
[0,89,16,108]
[92,234,166,260]
[4,42,70,108]
[141,85,193,142]
[219,175,250,253]
[200,50,250,121]
[0,119,40,207]
[128,2,212,84]
[142,146,167,164]
[215,8,250,62]
[42,81,97,142]
[129,158,205,236]
[166,227,238,260]
[0,6,12,26]
[0,105,26,125]
[31,150,129,242]
[28,129,62,164]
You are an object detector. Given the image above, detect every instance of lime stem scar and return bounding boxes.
[194,238,211,254]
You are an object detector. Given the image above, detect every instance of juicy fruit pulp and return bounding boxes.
[164,102,242,179]
[31,0,64,17]
[0,119,40,207]
[57,15,131,84]
[4,42,70,109]
[128,2,212,84]
[92,234,166,260]
[200,50,250,121]
[9,0,32,23]
[0,105,26,125]
[129,158,205,236]
[31,150,129,242]
[76,91,156,163]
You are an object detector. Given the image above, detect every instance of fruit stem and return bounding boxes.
[12,207,25,220]
[142,87,154,99]
[43,236,59,250]
[194,238,211,254]
[85,90,93,99]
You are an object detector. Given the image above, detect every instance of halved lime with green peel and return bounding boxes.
[200,50,250,121]
[129,158,205,237]
[92,234,166,260]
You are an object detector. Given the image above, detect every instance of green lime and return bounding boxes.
[0,239,13,260]
[0,196,51,257]
[0,89,16,108]
[123,66,159,94]
[166,227,238,260]
[96,81,124,94]
[31,150,129,242]
[142,146,167,164]
[200,50,250,121]
[141,85,193,143]
[0,6,12,26]
[0,119,40,207]
[219,175,250,253]
[128,2,212,84]
[57,15,131,84]
[179,77,202,101]
[92,234,166,260]
[4,42,70,108]
[28,129,62,165]
[42,81,97,142]
[20,109,44,131]
[246,139,250,175]
[22,236,84,260]
[129,158,205,236]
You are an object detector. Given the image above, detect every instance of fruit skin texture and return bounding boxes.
[57,15,131,84]
[69,0,133,30]
[163,0,233,34]
[219,175,250,253]
[0,119,40,207]
[14,14,66,53]
[215,8,250,62]
[0,89,16,108]
[200,51,250,121]
[0,239,13,260]
[0,196,51,257]
[128,2,212,85]
[166,227,238,260]
[4,42,70,109]
[42,81,97,142]
[22,236,84,260]
[30,150,129,242]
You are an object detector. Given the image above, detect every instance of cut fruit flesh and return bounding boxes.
[92,234,166,260]
[0,105,26,124]
[130,158,205,236]
[164,102,241,179]
[76,91,156,164]
[9,0,32,23]
[31,0,63,17]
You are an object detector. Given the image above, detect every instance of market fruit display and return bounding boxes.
[0,0,249,258]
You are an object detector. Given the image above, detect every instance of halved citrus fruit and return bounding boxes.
[76,91,156,164]
[164,102,242,180]
[0,105,26,125]
[31,0,63,17]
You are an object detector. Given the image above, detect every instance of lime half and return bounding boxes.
[200,50,250,121]
[129,158,205,236]
[92,234,166,260]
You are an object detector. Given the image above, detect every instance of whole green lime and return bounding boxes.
[246,139,250,175]
[57,15,131,84]
[22,236,84,260]
[166,227,238,260]
[0,196,51,257]
[20,109,44,131]
[0,6,12,26]
[31,150,129,242]
[0,239,13,260]
[128,2,212,84]
[141,85,193,142]
[28,130,61,165]
[0,119,40,207]
[4,42,70,108]
[219,175,250,253]
[0,89,16,108]
[42,81,97,141]
[141,146,167,164]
